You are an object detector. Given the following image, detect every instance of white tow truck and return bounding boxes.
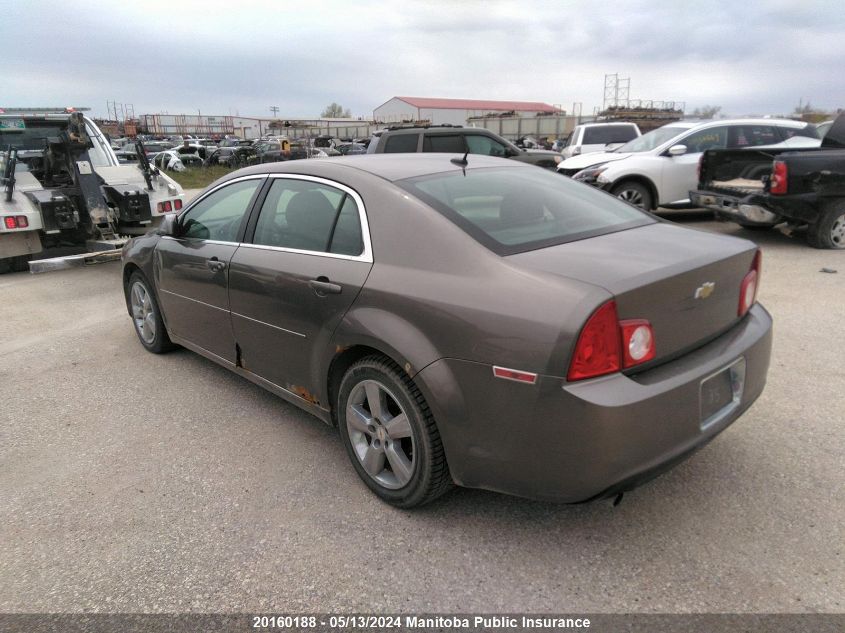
[0,107,185,273]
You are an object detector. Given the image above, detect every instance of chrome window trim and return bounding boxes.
[160,236,239,247]
[255,173,373,263]
[176,174,268,221]
[166,173,374,263]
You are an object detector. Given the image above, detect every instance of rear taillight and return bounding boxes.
[3,216,26,229]
[156,200,174,213]
[738,250,762,317]
[568,300,657,381]
[770,161,788,195]
[567,301,620,381]
[174,199,183,210]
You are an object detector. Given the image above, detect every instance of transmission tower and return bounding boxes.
[603,73,631,110]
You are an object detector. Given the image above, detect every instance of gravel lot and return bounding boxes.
[0,212,842,613]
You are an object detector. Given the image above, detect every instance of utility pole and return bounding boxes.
[270,106,279,117]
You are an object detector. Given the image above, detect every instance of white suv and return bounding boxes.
[557,118,820,209]
[560,122,641,159]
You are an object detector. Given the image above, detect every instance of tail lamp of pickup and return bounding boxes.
[3,215,29,229]
[156,199,183,213]
[769,161,788,195]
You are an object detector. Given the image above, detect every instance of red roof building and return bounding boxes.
[373,96,560,126]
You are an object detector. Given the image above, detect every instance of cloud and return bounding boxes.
[1,0,843,119]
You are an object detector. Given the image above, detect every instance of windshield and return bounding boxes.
[398,166,654,255]
[616,126,687,153]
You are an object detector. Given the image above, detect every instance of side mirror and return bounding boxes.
[157,213,179,236]
[668,144,688,156]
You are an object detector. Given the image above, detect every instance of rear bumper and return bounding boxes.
[416,303,773,502]
[690,190,781,225]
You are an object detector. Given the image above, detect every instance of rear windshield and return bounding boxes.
[398,167,654,255]
[582,125,639,145]
[0,120,66,150]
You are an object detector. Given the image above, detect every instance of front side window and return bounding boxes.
[252,179,363,255]
[678,127,728,153]
[179,179,263,242]
[398,166,653,255]
[616,126,687,153]
[465,134,508,157]
[84,122,115,167]
[383,133,419,153]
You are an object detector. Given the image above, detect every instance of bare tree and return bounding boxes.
[321,103,352,118]
[691,105,722,119]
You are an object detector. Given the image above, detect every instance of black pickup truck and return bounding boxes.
[690,114,845,248]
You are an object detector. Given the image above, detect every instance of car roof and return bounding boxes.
[386,127,496,136]
[579,122,639,127]
[666,118,809,130]
[224,153,528,183]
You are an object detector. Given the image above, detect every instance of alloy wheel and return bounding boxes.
[130,281,156,345]
[345,379,415,489]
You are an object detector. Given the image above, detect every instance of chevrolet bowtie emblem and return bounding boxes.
[694,282,716,299]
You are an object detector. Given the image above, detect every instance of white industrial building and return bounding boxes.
[372,96,560,126]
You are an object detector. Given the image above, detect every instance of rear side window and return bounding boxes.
[423,134,465,153]
[582,125,639,145]
[383,133,419,153]
[779,124,820,140]
[728,125,779,147]
[398,167,653,255]
[251,179,363,255]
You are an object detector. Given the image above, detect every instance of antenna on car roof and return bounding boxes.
[450,151,469,167]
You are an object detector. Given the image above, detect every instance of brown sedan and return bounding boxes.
[122,154,772,507]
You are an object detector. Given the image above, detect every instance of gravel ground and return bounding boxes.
[0,213,842,613]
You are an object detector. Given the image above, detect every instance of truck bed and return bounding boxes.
[710,177,766,195]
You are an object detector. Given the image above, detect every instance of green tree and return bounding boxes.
[691,105,722,119]
[321,103,351,118]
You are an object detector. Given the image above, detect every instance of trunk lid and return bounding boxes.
[508,222,757,365]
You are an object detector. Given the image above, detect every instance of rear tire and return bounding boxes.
[126,272,175,353]
[611,180,653,210]
[337,356,453,508]
[807,201,845,249]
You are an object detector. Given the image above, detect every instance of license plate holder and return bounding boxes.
[700,358,745,429]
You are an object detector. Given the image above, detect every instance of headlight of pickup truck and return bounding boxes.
[573,163,608,183]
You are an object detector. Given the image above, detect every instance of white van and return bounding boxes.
[561,122,641,159]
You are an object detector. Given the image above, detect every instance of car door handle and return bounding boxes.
[206,258,226,272]
[309,278,342,296]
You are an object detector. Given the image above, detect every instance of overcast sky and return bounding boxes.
[2,0,842,120]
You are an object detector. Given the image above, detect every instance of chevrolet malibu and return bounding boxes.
[122,154,772,508]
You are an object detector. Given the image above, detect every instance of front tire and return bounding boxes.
[127,272,175,353]
[337,356,452,508]
[807,201,845,249]
[611,180,653,210]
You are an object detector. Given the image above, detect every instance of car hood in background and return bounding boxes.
[557,151,632,171]
[524,148,562,156]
